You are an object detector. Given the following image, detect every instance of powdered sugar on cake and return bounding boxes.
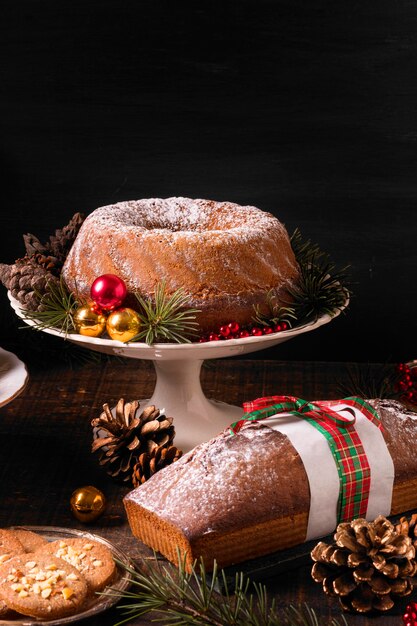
[62,197,300,333]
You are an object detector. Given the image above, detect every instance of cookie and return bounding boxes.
[12,529,48,553]
[0,598,11,618]
[0,554,88,619]
[37,538,116,592]
[0,529,25,565]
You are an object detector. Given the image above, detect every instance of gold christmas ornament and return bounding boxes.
[70,485,106,523]
[74,305,106,337]
[106,307,141,342]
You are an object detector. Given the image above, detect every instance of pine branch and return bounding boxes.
[337,362,401,400]
[21,277,79,335]
[131,281,200,345]
[252,290,297,328]
[107,553,349,626]
[289,229,350,323]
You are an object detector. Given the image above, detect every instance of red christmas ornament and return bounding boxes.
[239,329,250,338]
[90,274,127,311]
[263,326,273,335]
[251,327,263,337]
[403,601,417,626]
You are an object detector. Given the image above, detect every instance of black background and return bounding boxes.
[1,0,416,363]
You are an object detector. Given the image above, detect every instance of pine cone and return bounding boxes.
[47,212,84,261]
[23,212,85,271]
[1,213,85,309]
[311,515,417,614]
[132,445,183,487]
[396,513,417,550]
[91,399,176,483]
[5,258,59,311]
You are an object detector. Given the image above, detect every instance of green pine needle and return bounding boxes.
[337,362,401,400]
[252,290,297,328]
[21,278,79,335]
[107,553,349,626]
[288,229,350,323]
[130,282,200,345]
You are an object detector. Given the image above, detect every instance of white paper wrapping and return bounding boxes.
[264,403,395,540]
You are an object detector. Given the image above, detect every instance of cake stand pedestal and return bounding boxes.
[9,292,346,451]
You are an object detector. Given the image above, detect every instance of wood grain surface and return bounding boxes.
[1,1,417,363]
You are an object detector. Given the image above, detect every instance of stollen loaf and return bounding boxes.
[124,398,417,571]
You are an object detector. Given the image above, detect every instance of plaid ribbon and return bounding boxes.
[231,395,383,523]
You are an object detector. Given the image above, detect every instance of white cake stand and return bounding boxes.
[9,292,346,451]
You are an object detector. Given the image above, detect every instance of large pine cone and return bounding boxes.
[46,212,84,262]
[132,445,182,487]
[396,513,417,550]
[23,212,84,267]
[1,213,84,310]
[91,399,176,483]
[311,515,416,613]
[1,258,59,311]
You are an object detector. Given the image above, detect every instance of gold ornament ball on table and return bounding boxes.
[70,485,106,523]
[106,308,141,342]
[74,305,107,338]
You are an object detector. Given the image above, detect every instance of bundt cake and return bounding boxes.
[62,197,300,334]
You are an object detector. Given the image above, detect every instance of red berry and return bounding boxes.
[263,326,273,335]
[281,321,288,331]
[403,602,417,625]
[251,327,263,337]
[199,337,208,343]
[228,321,240,334]
[274,324,282,332]
[209,333,220,341]
[239,329,250,338]
[219,325,231,338]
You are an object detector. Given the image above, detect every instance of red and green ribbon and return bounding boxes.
[230,395,382,524]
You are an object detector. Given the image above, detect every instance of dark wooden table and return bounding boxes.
[0,358,409,625]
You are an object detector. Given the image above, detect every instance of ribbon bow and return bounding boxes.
[230,395,382,523]
[230,395,357,434]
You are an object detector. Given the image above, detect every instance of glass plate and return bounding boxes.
[0,526,134,625]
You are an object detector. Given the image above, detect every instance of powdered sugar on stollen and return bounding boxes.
[125,424,303,539]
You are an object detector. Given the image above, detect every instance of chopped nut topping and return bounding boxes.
[62,587,74,600]
[92,560,103,567]
[45,563,57,571]
[0,554,11,564]
[7,564,79,601]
